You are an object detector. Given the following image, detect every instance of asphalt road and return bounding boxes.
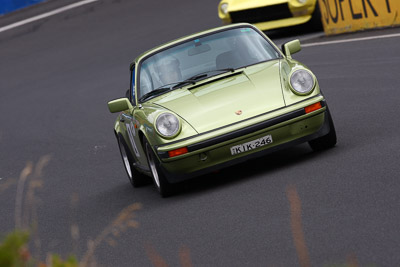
[1,1,400,266]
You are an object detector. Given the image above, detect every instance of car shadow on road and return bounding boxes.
[96,142,338,204]
[173,143,327,198]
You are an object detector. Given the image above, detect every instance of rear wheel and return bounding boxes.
[308,108,337,151]
[144,138,174,197]
[117,135,148,187]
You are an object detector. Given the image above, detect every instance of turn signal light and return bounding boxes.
[304,102,322,114]
[168,147,188,158]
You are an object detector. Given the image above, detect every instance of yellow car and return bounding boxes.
[218,0,321,31]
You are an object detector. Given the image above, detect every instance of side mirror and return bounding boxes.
[107,98,133,113]
[282,40,301,59]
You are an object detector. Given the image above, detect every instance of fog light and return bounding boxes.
[220,3,228,15]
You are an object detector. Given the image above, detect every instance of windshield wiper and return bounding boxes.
[139,86,172,102]
[172,79,197,89]
[139,80,197,102]
[139,68,237,102]
[193,68,235,78]
[172,68,235,89]
[208,68,235,75]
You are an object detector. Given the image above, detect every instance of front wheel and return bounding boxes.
[308,108,337,151]
[144,138,174,197]
[117,135,149,187]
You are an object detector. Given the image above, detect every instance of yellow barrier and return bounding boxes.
[318,0,400,35]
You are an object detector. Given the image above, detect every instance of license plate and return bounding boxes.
[230,135,273,155]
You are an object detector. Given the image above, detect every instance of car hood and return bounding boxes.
[152,60,285,133]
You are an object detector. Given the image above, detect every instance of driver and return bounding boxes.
[157,56,182,85]
[231,35,258,66]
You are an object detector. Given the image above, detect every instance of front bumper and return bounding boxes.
[253,16,312,31]
[156,97,329,183]
[221,1,316,31]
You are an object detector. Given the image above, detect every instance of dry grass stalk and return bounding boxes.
[145,243,169,267]
[0,178,16,194]
[179,245,193,267]
[80,202,142,267]
[15,155,51,230]
[11,155,51,264]
[70,193,80,256]
[346,253,359,267]
[144,244,193,267]
[25,155,51,259]
[15,161,33,229]
[286,184,311,267]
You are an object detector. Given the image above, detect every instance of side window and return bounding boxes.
[131,66,136,103]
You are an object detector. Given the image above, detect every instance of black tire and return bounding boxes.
[308,108,337,151]
[143,138,174,197]
[117,135,149,187]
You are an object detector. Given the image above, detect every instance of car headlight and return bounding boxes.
[289,69,315,95]
[220,3,228,15]
[155,113,181,138]
[297,0,307,4]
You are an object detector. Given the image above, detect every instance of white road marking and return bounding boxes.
[302,33,400,47]
[1,0,399,47]
[0,0,99,33]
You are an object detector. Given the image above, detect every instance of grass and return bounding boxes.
[0,156,142,267]
[1,155,373,266]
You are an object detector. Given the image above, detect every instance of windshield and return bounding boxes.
[138,27,280,101]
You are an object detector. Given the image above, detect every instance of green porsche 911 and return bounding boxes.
[108,23,336,197]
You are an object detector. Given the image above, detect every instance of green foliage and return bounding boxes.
[0,230,30,267]
[51,254,79,267]
[0,231,79,267]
